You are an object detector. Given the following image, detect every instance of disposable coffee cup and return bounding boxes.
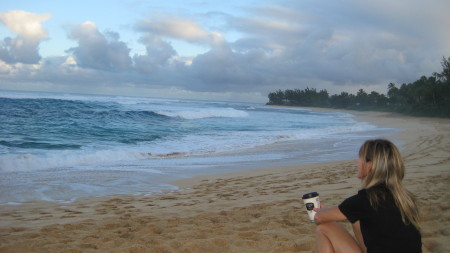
[302,192,320,222]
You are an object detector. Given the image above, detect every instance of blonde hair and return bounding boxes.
[359,139,420,230]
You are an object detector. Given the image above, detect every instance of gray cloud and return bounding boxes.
[66,21,132,71]
[1,0,449,101]
[0,37,41,64]
[133,35,177,74]
[225,2,420,86]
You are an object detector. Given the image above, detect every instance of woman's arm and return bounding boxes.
[314,206,347,225]
[352,221,367,253]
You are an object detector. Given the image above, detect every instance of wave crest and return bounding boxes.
[0,141,81,150]
[155,108,249,120]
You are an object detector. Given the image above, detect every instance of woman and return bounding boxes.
[314,139,422,253]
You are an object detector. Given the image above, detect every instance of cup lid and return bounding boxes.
[302,192,319,199]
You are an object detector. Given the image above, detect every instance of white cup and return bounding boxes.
[302,192,320,222]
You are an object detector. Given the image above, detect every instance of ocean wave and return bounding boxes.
[147,152,188,158]
[155,108,249,119]
[0,140,81,150]
[0,120,381,172]
[93,109,169,120]
[0,148,194,172]
[1,91,402,205]
[0,149,148,172]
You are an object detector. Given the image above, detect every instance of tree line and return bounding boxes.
[267,57,450,117]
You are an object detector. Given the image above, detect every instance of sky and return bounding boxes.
[0,0,449,102]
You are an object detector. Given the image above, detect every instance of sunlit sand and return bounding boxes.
[0,109,448,252]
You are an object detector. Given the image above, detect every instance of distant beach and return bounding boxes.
[0,108,449,252]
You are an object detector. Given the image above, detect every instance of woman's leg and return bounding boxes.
[316,222,362,253]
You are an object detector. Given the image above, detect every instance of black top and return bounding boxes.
[338,185,422,253]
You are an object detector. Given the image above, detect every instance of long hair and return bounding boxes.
[359,139,420,230]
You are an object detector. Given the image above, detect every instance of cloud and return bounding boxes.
[136,18,210,44]
[0,10,51,64]
[221,0,449,89]
[133,35,177,74]
[66,21,132,71]
[135,17,227,48]
[1,1,450,102]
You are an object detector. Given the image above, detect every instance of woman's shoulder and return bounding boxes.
[365,184,390,196]
[366,184,396,208]
[346,184,389,205]
[345,189,369,204]
[356,188,369,197]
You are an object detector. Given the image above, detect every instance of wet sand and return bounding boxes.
[1,110,449,252]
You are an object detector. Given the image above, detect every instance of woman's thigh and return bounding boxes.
[316,222,363,253]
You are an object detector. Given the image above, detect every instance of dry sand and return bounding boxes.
[0,110,449,253]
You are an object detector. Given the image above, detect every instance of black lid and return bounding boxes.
[302,192,319,199]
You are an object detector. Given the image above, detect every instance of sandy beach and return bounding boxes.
[0,110,449,253]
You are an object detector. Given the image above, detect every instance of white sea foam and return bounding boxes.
[155,108,249,119]
[0,120,380,173]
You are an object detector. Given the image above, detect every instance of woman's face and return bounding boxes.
[357,158,364,178]
[357,157,372,179]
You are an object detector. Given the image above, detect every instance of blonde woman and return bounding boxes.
[314,139,421,253]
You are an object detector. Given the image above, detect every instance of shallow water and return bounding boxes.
[0,90,397,204]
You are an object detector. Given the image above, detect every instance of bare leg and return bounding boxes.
[316,222,362,253]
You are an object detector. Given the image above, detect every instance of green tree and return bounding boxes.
[266,56,449,117]
[356,89,368,106]
[268,89,285,105]
[317,89,330,106]
[330,92,354,108]
[284,89,302,105]
[368,91,388,107]
[437,56,450,83]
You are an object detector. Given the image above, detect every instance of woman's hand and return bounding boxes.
[313,203,325,213]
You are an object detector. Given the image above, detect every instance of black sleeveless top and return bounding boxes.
[339,185,422,253]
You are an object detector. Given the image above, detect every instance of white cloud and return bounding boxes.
[0,10,51,40]
[136,18,226,47]
[0,10,51,64]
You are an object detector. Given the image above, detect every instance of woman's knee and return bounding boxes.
[315,222,334,236]
[315,222,351,239]
[315,222,363,253]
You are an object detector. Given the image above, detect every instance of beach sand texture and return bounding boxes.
[0,111,449,252]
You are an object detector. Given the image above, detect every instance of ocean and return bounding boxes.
[0,90,397,205]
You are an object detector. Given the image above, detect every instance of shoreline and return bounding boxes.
[171,108,418,189]
[0,105,393,205]
[1,109,449,252]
